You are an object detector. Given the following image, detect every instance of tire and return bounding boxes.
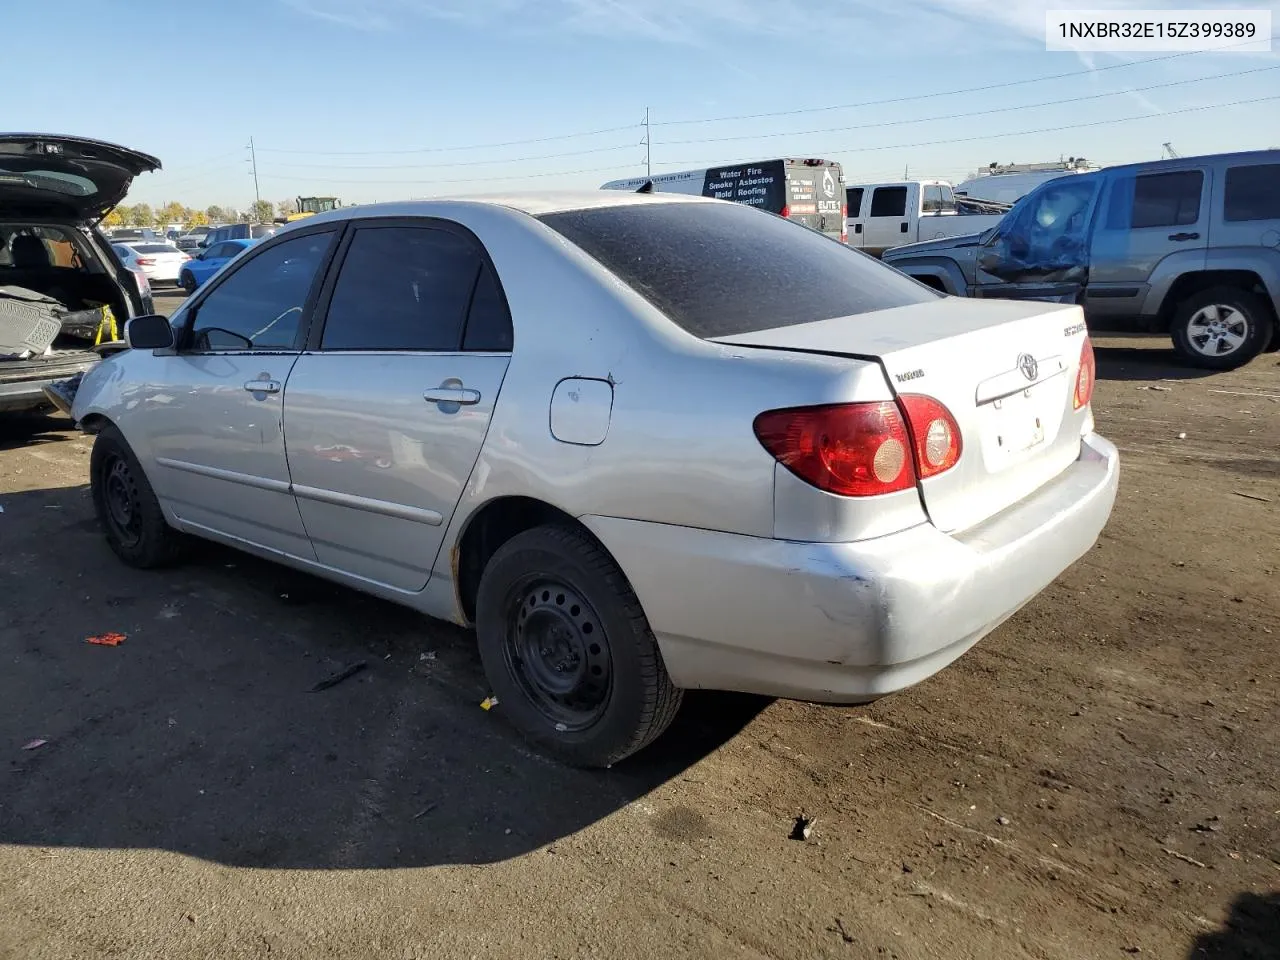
[1169,286,1273,371]
[90,425,184,568]
[179,271,196,295]
[475,523,683,768]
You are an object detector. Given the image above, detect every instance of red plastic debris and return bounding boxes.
[86,632,127,647]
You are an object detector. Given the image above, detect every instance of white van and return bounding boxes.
[602,158,847,243]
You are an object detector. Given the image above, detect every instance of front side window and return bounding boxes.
[186,231,334,352]
[321,226,498,351]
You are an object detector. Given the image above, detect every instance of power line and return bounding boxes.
[653,34,1277,127]
[653,63,1280,147]
[258,141,639,171]
[258,163,636,187]
[657,93,1280,167]
[256,123,638,157]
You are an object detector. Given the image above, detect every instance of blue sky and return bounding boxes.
[8,0,1279,209]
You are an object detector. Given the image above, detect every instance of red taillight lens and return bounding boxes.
[898,394,963,478]
[753,402,916,497]
[780,204,791,219]
[137,257,156,265]
[1073,338,1096,410]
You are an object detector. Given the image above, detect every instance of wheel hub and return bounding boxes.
[102,457,142,546]
[1188,305,1246,356]
[507,581,611,730]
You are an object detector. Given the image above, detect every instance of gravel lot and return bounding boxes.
[1,315,1276,960]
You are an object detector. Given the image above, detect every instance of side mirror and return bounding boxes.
[125,314,176,351]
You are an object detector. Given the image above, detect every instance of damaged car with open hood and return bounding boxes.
[0,134,160,413]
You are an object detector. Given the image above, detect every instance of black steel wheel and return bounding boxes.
[475,523,682,768]
[90,425,184,568]
[503,577,612,731]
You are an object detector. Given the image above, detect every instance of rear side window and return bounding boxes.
[1107,170,1203,229]
[538,202,938,339]
[251,224,277,238]
[846,187,863,217]
[321,226,504,352]
[870,187,907,217]
[1224,164,1280,222]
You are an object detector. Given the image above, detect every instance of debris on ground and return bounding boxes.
[308,661,367,692]
[1138,384,1171,391]
[1176,432,1187,440]
[419,651,437,661]
[828,919,855,944]
[790,815,816,841]
[1164,848,1208,868]
[1233,491,1273,503]
[997,816,1012,826]
[411,804,437,821]
[86,632,126,647]
[480,696,500,711]
[21,739,48,751]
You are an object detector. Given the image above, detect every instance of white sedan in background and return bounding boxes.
[112,241,190,287]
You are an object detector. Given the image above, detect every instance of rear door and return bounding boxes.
[1086,165,1212,322]
[282,219,513,592]
[863,185,911,255]
[783,162,845,241]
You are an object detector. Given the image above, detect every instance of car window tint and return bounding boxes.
[1107,170,1203,229]
[462,262,514,351]
[870,186,907,217]
[187,231,333,352]
[1224,163,1280,222]
[321,226,481,351]
[538,202,938,339]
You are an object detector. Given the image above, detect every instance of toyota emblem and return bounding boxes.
[1017,353,1039,381]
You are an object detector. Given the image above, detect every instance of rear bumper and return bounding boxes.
[583,432,1119,703]
[0,355,100,413]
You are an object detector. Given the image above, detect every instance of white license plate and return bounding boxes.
[993,394,1046,454]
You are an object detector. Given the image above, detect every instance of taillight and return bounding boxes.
[1073,337,1096,409]
[840,203,849,243]
[137,257,156,266]
[753,402,916,497]
[780,204,791,219]
[898,394,963,479]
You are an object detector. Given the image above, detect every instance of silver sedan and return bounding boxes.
[63,192,1119,767]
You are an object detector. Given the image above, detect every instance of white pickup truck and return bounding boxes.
[846,179,1008,257]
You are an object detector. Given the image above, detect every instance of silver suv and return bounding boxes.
[883,150,1280,370]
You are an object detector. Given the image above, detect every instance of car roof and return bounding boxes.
[278,190,712,227]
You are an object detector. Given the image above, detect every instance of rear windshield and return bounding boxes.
[131,243,175,253]
[537,201,938,338]
[250,224,277,238]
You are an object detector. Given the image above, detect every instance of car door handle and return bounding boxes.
[1168,232,1200,241]
[424,387,480,405]
[244,379,281,394]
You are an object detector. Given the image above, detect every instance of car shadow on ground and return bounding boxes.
[1091,335,1221,383]
[0,410,78,452]
[1187,891,1280,959]
[0,483,770,871]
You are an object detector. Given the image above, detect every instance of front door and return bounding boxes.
[139,227,339,557]
[974,174,1102,306]
[1085,164,1212,324]
[282,221,513,592]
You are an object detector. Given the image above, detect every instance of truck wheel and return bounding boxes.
[1170,286,1272,370]
[474,524,683,768]
[90,425,184,568]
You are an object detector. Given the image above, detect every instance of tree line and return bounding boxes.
[104,199,301,228]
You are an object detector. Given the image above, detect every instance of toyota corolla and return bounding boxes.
[60,191,1119,767]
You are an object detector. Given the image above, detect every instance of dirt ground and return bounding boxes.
[0,323,1276,960]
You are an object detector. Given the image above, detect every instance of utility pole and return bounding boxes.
[643,107,652,178]
[247,136,261,207]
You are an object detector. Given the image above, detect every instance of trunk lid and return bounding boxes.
[714,297,1092,534]
[0,134,161,221]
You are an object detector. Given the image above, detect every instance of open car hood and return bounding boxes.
[0,134,161,221]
